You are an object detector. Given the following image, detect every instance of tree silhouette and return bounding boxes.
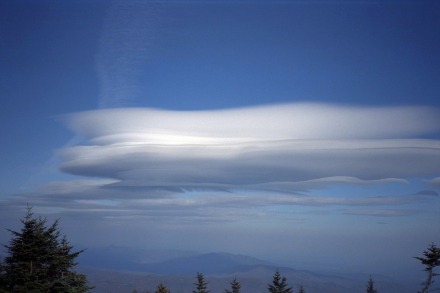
[415,243,440,293]
[193,272,209,293]
[224,277,241,293]
[0,207,90,292]
[155,283,170,293]
[366,276,378,293]
[268,271,292,293]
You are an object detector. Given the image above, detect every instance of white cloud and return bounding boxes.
[65,103,440,140]
[244,176,408,192]
[4,102,428,223]
[36,179,119,195]
[58,103,440,192]
[428,177,440,189]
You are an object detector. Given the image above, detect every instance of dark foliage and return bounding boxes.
[366,276,378,293]
[415,243,440,293]
[0,207,90,292]
[155,283,170,293]
[268,271,292,293]
[193,272,209,293]
[224,277,241,293]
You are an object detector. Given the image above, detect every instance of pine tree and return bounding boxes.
[268,271,293,293]
[298,285,305,293]
[0,262,6,293]
[0,207,90,292]
[415,243,440,293]
[155,283,170,293]
[224,277,240,293]
[366,276,378,293]
[193,272,209,293]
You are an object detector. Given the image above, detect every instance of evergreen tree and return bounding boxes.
[268,271,293,293]
[155,283,170,293]
[0,262,6,293]
[224,277,240,293]
[0,207,90,292]
[298,285,305,293]
[366,276,378,293]
[415,243,440,293]
[193,272,209,293]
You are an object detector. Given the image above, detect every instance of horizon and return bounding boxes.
[0,0,439,282]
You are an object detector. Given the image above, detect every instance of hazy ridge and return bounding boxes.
[77,246,419,293]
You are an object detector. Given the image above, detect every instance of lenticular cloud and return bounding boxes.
[59,103,440,192]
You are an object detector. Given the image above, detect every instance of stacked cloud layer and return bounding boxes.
[59,103,440,193]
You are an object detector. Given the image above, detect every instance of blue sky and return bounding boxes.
[1,0,439,278]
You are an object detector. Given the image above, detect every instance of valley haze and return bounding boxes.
[76,246,423,293]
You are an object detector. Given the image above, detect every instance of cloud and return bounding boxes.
[96,1,162,108]
[246,176,408,193]
[10,179,423,224]
[428,177,440,189]
[415,190,439,196]
[5,102,433,223]
[36,179,119,195]
[65,103,440,140]
[343,208,418,217]
[59,103,440,193]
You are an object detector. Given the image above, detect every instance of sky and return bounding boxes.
[1,0,440,279]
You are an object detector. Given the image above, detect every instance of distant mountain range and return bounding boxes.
[77,246,420,293]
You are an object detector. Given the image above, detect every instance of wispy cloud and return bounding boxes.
[414,190,439,196]
[96,1,162,108]
[343,208,418,217]
[8,181,432,225]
